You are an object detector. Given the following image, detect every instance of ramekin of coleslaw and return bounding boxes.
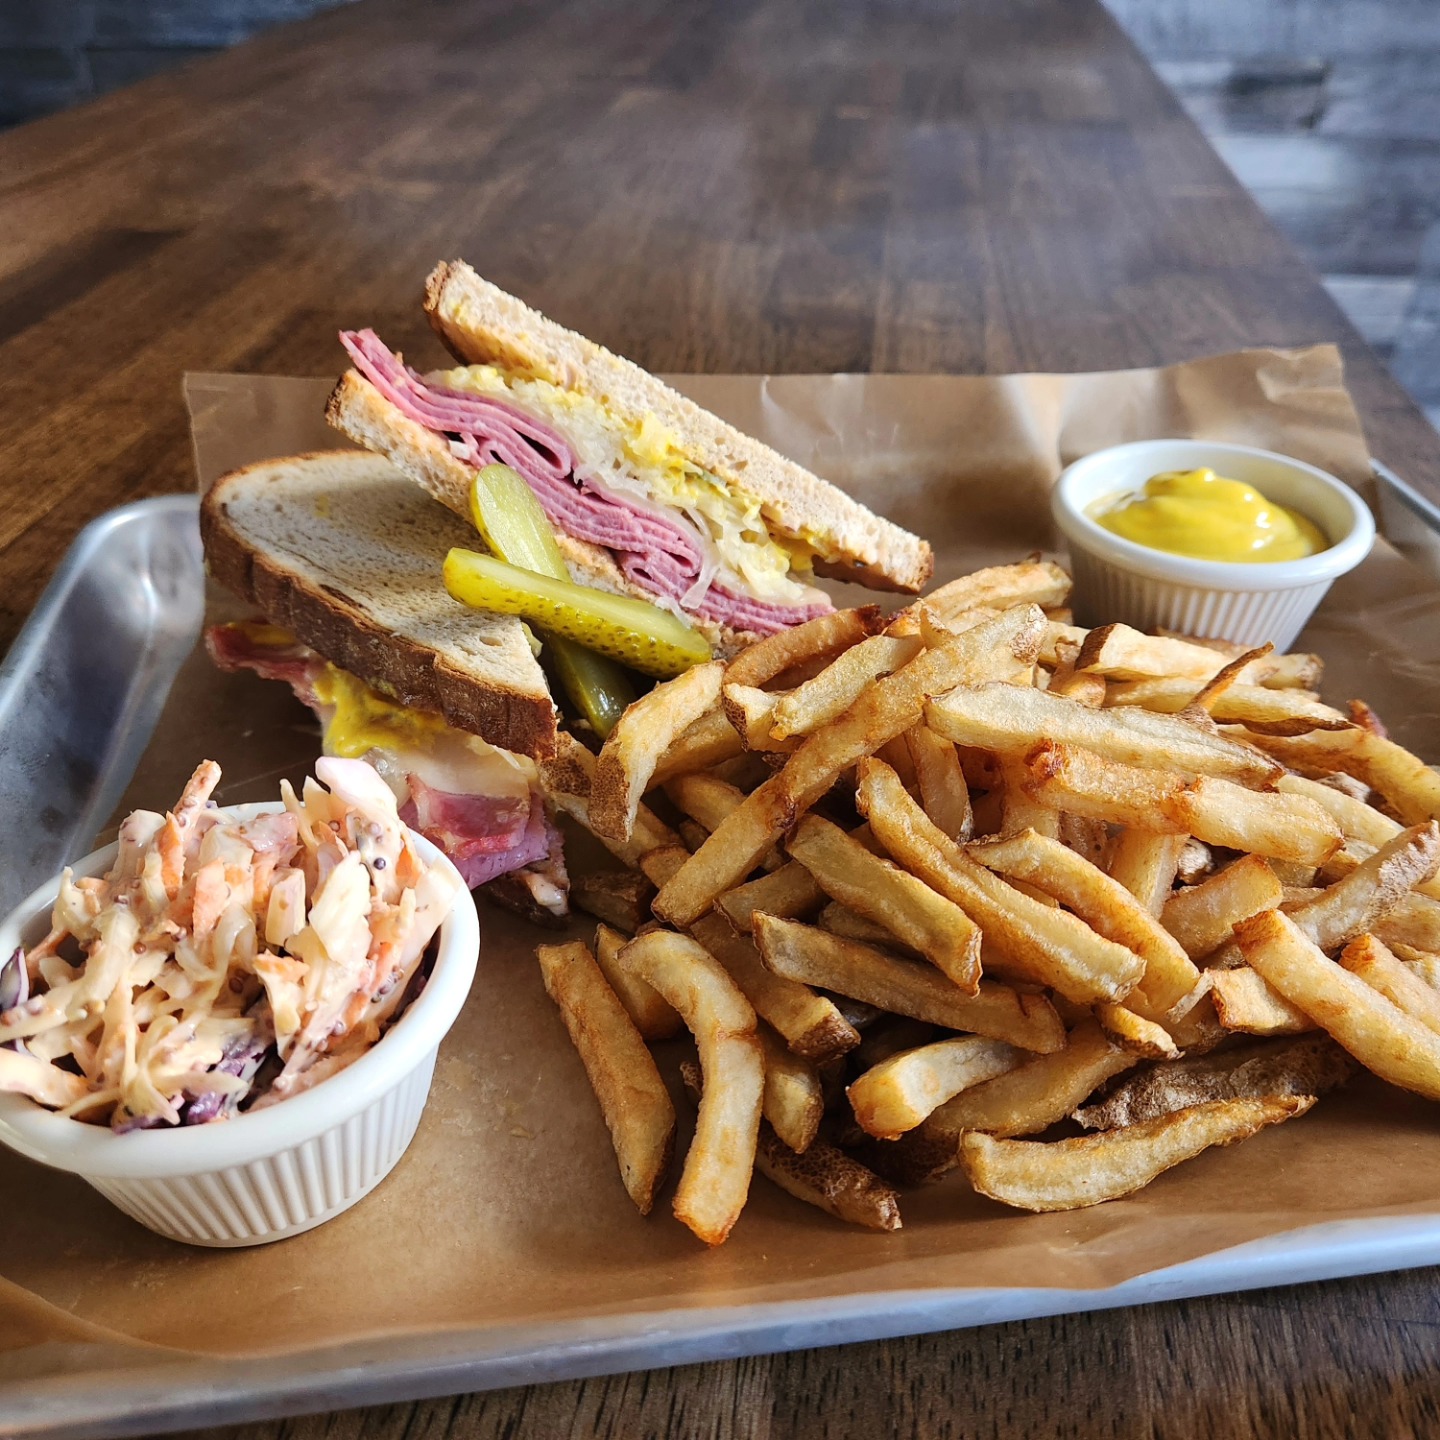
[0,757,479,1246]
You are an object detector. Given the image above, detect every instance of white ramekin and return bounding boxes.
[1051,440,1376,650]
[0,802,478,1247]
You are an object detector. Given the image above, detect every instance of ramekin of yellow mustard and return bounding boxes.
[1051,440,1375,650]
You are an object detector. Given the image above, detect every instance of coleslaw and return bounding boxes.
[0,757,461,1130]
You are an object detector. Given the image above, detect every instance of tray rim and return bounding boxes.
[3,474,1440,1437]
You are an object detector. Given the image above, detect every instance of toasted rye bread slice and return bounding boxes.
[326,369,755,658]
[201,450,558,758]
[422,260,933,595]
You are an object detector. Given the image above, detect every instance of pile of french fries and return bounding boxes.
[535,559,1440,1246]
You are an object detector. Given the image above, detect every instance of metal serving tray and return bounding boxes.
[3,473,1440,1438]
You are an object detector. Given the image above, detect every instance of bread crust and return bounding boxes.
[201,451,559,759]
[424,260,934,594]
[325,370,757,658]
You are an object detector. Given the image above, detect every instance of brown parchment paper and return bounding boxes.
[6,345,1440,1376]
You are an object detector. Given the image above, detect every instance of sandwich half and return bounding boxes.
[201,449,570,920]
[325,261,933,654]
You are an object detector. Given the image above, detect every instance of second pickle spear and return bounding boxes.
[445,548,712,678]
[467,464,636,736]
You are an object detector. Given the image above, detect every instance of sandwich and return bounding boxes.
[201,450,570,921]
[201,264,932,920]
[325,260,933,653]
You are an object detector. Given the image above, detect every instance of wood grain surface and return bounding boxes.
[5,0,1440,1435]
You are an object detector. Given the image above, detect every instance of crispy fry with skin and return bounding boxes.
[891,561,1071,634]
[847,1036,1023,1139]
[752,914,1066,1052]
[681,1060,905,1233]
[690,913,859,1063]
[1078,624,1318,688]
[967,828,1198,1015]
[925,682,1280,785]
[591,661,724,843]
[999,757,1062,841]
[1021,741,1343,866]
[721,683,795,753]
[654,605,1048,927]
[819,901,922,958]
[1094,1002,1181,1059]
[619,930,764,1245]
[960,1095,1314,1213]
[1206,967,1315,1035]
[1107,678,1349,736]
[1073,1033,1356,1130]
[1108,830,1187,917]
[770,635,923,740]
[1249,728,1440,826]
[536,941,676,1215]
[592,923,682,1041]
[855,760,1146,1005]
[757,1024,824,1153]
[1161,854,1284,961]
[1238,908,1440,1100]
[787,814,983,994]
[1376,893,1440,953]
[904,723,973,841]
[639,846,690,888]
[715,863,826,934]
[1339,933,1440,1037]
[541,734,680,867]
[724,607,883,689]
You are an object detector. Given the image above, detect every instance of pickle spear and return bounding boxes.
[445,548,713,678]
[467,465,636,735]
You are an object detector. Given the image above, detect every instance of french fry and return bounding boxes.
[686,1053,902,1233]
[966,828,1197,1015]
[818,901,922,958]
[893,560,1072,633]
[666,773,752,840]
[536,941,676,1215]
[541,733,680,867]
[1206,967,1315,1035]
[925,682,1280,785]
[960,1095,1313,1212]
[1093,1002,1181,1059]
[590,661,724,843]
[770,635,923,740]
[639,845,691,887]
[571,869,654,934]
[1376,893,1440,954]
[787,814,983,993]
[1106,678,1349,736]
[1107,829,1187,917]
[1073,1033,1356,1130]
[752,914,1066,1053]
[756,1126,903,1231]
[1339,933,1440,1038]
[654,605,1048,927]
[846,1036,1023,1139]
[1176,839,1215,884]
[690,913,860,1062]
[1161,854,1284,961]
[593,923,683,1041]
[1249,728,1440,826]
[723,607,883,689]
[1021,741,1343,866]
[852,1015,938,1071]
[916,1019,1134,1142]
[650,707,745,787]
[757,1024,824,1153]
[715,862,826,934]
[619,930,764,1245]
[1155,633,1323,690]
[998,756,1062,841]
[721,683,795,753]
[855,760,1146,1005]
[904,723,973,841]
[1078,624,1319,688]
[1237,908,1440,1100]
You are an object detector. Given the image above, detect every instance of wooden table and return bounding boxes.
[4,0,1440,1435]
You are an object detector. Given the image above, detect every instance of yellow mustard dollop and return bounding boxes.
[311,665,449,758]
[1090,468,1327,563]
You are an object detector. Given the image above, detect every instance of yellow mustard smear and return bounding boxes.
[1090,468,1327,563]
[311,665,449,758]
